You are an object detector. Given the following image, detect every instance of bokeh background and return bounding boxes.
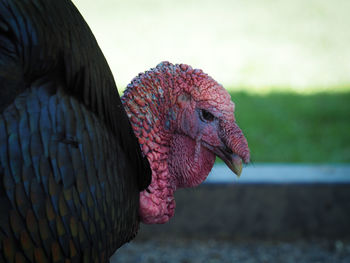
[73,0,350,164]
[72,0,350,262]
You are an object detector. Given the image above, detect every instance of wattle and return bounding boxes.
[168,134,216,188]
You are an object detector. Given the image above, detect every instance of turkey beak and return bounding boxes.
[215,120,249,177]
[217,148,243,177]
[204,142,244,177]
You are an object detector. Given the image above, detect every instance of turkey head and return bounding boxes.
[122,62,250,224]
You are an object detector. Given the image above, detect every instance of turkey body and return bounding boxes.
[0,0,151,262]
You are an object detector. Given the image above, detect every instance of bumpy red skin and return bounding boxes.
[121,62,250,224]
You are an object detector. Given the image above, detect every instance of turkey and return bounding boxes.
[0,0,151,261]
[0,0,250,262]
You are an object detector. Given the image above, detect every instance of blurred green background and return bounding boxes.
[73,0,350,163]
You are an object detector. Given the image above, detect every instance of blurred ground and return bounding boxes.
[112,238,350,263]
[112,165,350,262]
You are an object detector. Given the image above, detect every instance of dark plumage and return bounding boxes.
[0,0,151,262]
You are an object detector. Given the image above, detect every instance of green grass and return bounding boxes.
[228,90,350,163]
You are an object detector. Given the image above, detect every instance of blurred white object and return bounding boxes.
[73,0,350,92]
[206,163,350,184]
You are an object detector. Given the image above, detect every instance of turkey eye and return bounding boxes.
[200,109,215,122]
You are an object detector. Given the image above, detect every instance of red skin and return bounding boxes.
[122,62,250,224]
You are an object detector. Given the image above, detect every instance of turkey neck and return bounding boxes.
[121,64,177,161]
[121,64,179,224]
[121,67,175,155]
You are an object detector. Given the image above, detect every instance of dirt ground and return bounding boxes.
[111,238,350,263]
